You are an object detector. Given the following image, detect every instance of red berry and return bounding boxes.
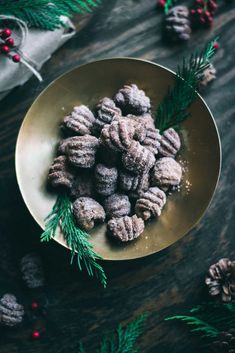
[12,54,21,63]
[1,28,12,39]
[157,0,166,8]
[31,330,40,340]
[209,1,218,11]
[196,0,204,4]
[191,9,196,14]
[6,38,14,47]
[31,302,39,310]
[1,45,10,54]
[199,16,206,24]
[197,8,203,14]
[213,42,219,49]
[205,10,211,17]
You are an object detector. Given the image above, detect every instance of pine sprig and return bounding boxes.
[155,38,218,133]
[0,0,102,31]
[78,313,148,353]
[164,0,178,14]
[165,315,219,338]
[41,194,107,287]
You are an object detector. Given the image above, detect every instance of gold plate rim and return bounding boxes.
[15,57,222,261]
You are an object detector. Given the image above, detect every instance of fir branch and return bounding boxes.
[155,38,218,133]
[165,315,219,338]
[79,313,148,353]
[164,0,178,14]
[0,0,102,31]
[41,194,107,288]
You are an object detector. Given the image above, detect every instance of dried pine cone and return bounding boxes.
[0,294,24,327]
[20,253,44,288]
[95,97,121,132]
[62,105,95,135]
[66,135,99,168]
[70,170,95,200]
[104,193,131,219]
[95,164,118,196]
[119,170,149,195]
[212,329,235,353]
[107,215,145,242]
[73,197,105,231]
[151,157,182,187]
[122,140,155,174]
[114,84,151,115]
[48,155,74,189]
[198,62,216,90]
[135,187,166,221]
[100,118,135,152]
[205,258,235,302]
[165,6,191,41]
[158,128,181,158]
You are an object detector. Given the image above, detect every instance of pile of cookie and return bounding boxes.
[48,84,182,242]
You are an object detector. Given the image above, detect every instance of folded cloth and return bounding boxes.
[0,16,75,101]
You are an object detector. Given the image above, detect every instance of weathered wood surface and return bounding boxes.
[0,1,235,352]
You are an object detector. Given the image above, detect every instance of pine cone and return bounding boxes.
[107,215,145,242]
[165,6,191,41]
[95,164,118,196]
[20,253,44,288]
[104,193,131,219]
[135,187,167,221]
[48,155,74,189]
[122,140,155,174]
[73,197,105,231]
[62,105,95,135]
[212,329,235,353]
[114,84,151,115]
[70,170,95,200]
[119,170,149,194]
[100,118,135,152]
[95,97,121,132]
[66,135,99,168]
[158,128,181,158]
[205,258,235,302]
[0,294,24,327]
[151,157,182,187]
[198,62,216,90]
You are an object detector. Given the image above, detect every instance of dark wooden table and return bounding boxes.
[0,1,235,352]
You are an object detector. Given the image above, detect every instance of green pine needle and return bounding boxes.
[164,0,177,14]
[155,38,218,133]
[41,194,107,288]
[78,313,148,353]
[165,315,219,338]
[0,0,102,31]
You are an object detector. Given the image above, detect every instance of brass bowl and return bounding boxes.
[15,58,221,260]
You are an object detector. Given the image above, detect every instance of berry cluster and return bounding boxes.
[190,0,218,28]
[0,28,21,63]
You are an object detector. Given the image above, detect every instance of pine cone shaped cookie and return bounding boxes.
[122,141,155,174]
[140,127,161,155]
[20,253,45,288]
[104,193,131,219]
[67,135,99,168]
[57,137,78,155]
[48,155,74,189]
[63,105,95,135]
[135,187,166,221]
[205,258,235,302]
[212,329,235,353]
[114,84,151,115]
[0,294,24,327]
[95,164,118,196]
[165,6,191,41]
[73,197,105,231]
[95,97,121,132]
[127,113,155,132]
[70,170,95,200]
[198,62,216,90]
[158,128,181,158]
[119,170,149,194]
[151,157,182,187]
[107,215,145,242]
[100,118,135,152]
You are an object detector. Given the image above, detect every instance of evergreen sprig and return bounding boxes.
[0,0,102,31]
[165,315,219,338]
[78,313,148,353]
[41,194,107,288]
[155,38,218,133]
[164,0,178,14]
